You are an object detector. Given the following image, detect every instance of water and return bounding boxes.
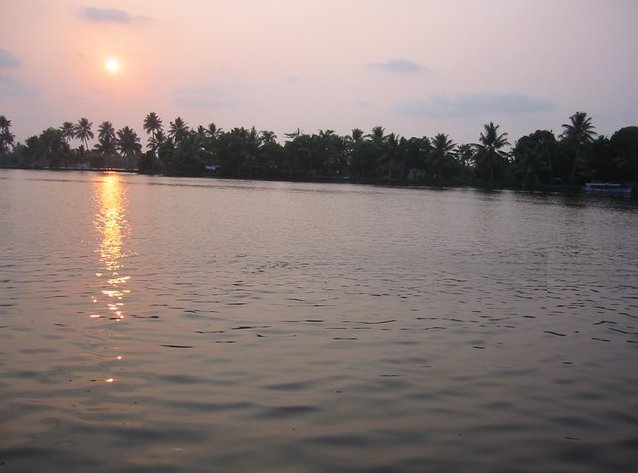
[1,169,637,473]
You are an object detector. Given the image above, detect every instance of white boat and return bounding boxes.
[583,182,633,196]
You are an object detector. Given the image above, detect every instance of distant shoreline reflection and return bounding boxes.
[93,173,131,321]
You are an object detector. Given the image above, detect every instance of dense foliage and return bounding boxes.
[1,112,637,189]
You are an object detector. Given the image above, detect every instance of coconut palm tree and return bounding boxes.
[168,117,189,144]
[95,121,117,166]
[368,126,387,144]
[350,128,364,143]
[561,111,596,184]
[60,121,75,144]
[147,129,166,157]
[475,122,510,186]
[143,112,163,153]
[430,133,456,181]
[74,118,94,152]
[116,126,142,166]
[205,122,222,140]
[260,130,277,145]
[0,115,15,154]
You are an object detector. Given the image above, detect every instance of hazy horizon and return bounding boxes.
[2,0,637,145]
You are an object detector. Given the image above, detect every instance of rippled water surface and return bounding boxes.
[1,169,637,472]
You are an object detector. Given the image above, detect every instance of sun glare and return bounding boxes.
[105,58,120,74]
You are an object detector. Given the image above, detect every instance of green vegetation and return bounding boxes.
[1,112,637,190]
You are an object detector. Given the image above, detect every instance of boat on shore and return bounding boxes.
[583,182,633,196]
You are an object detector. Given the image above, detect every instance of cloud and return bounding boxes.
[0,49,20,68]
[79,7,132,23]
[396,92,554,118]
[0,74,38,98]
[368,59,426,74]
[174,86,235,109]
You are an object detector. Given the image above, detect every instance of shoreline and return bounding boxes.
[2,165,622,196]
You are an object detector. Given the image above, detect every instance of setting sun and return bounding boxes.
[105,58,120,74]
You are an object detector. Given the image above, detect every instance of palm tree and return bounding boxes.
[96,121,117,165]
[205,122,222,140]
[60,121,75,144]
[561,111,596,184]
[350,128,364,143]
[148,129,166,157]
[430,133,456,181]
[143,112,163,153]
[368,126,387,144]
[260,130,277,145]
[0,115,15,154]
[475,122,510,186]
[116,126,142,166]
[168,117,189,144]
[74,118,93,151]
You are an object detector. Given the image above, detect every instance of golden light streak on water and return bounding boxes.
[93,173,131,321]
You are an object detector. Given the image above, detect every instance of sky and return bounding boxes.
[1,0,637,145]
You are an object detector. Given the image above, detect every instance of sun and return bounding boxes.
[105,58,120,74]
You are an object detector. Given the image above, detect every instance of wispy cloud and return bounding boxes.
[368,59,426,74]
[174,86,235,109]
[396,93,554,118]
[78,6,144,23]
[0,49,20,68]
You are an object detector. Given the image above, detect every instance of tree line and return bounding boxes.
[1,112,637,189]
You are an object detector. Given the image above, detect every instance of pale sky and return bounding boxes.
[1,0,637,145]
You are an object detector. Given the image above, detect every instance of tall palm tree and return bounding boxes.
[143,112,163,153]
[561,111,596,184]
[60,121,75,144]
[148,129,166,156]
[0,115,15,153]
[74,118,94,152]
[96,121,117,163]
[475,122,510,186]
[116,126,142,163]
[168,117,189,144]
[430,133,456,181]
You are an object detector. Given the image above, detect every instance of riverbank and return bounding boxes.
[4,165,633,197]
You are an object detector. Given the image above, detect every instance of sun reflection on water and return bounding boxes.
[92,173,131,385]
[94,173,131,321]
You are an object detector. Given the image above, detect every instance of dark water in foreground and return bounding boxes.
[1,169,637,473]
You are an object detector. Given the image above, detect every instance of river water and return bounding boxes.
[1,169,637,472]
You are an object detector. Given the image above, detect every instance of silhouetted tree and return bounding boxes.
[23,128,71,168]
[95,121,117,168]
[430,133,456,181]
[512,130,558,188]
[0,115,15,155]
[561,111,596,185]
[60,121,75,144]
[143,112,163,154]
[74,118,94,152]
[168,117,189,145]
[610,126,638,183]
[475,122,510,186]
[116,126,142,168]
